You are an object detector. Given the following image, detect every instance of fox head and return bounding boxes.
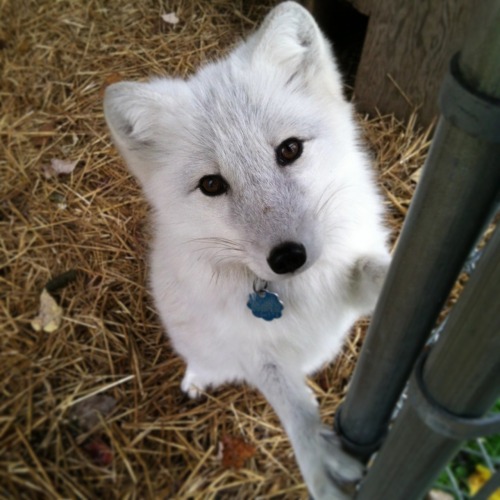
[104,2,372,283]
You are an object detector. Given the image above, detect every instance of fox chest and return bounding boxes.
[159,280,356,376]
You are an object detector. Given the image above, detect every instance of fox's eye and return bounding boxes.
[276,138,303,166]
[199,175,228,196]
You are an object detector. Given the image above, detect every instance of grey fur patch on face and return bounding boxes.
[187,65,323,277]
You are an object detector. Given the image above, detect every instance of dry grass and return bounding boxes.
[1,1,434,498]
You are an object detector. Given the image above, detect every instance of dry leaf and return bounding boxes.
[100,73,124,97]
[104,73,123,87]
[83,437,113,466]
[45,269,78,293]
[220,434,256,469]
[161,12,179,25]
[410,167,422,184]
[48,191,67,210]
[427,490,454,500]
[70,394,117,431]
[33,122,56,147]
[42,158,78,178]
[468,464,500,499]
[17,38,30,54]
[31,288,63,333]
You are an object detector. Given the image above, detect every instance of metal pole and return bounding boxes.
[355,223,500,500]
[335,0,500,458]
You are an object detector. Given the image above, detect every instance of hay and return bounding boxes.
[1,1,433,498]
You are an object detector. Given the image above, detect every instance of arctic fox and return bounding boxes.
[104,2,389,498]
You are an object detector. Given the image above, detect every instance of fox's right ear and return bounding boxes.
[244,2,344,101]
[104,79,188,186]
[104,81,164,150]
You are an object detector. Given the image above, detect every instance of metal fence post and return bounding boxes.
[355,222,500,500]
[334,0,500,460]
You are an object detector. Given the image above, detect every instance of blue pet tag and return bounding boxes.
[247,281,284,321]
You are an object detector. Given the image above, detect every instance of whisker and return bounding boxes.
[315,183,356,216]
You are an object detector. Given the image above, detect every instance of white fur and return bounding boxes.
[104,2,389,498]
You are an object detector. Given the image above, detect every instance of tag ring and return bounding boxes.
[252,278,268,294]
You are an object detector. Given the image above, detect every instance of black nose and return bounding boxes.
[267,242,307,274]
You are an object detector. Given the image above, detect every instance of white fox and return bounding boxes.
[104,2,389,498]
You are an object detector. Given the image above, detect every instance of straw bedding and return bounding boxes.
[1,1,433,498]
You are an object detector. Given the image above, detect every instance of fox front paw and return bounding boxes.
[300,427,364,500]
[356,254,390,289]
[350,253,390,311]
[180,370,205,399]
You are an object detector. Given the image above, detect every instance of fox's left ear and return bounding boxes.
[104,79,190,187]
[245,1,344,100]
